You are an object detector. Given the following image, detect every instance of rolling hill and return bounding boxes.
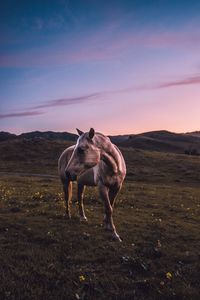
[0,129,200,154]
[0,130,77,142]
[0,132,17,142]
[186,131,200,138]
[113,130,200,154]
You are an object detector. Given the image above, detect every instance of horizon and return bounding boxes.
[1,0,200,134]
[1,128,199,137]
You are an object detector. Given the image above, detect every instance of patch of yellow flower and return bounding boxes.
[79,275,86,282]
[166,272,172,280]
[33,191,44,199]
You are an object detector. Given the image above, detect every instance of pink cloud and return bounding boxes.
[32,93,102,109]
[118,74,200,92]
[156,75,200,88]
[1,26,200,68]
[0,47,114,68]
[0,110,45,119]
[28,73,200,110]
[1,73,200,120]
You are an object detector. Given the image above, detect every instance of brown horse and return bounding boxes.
[58,128,126,241]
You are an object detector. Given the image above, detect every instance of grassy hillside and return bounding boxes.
[0,131,77,143]
[0,138,200,186]
[19,130,78,141]
[0,139,200,299]
[118,130,200,154]
[0,138,73,174]
[1,129,200,154]
[0,132,17,142]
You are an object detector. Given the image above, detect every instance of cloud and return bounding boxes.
[111,74,200,94]
[0,110,45,119]
[31,74,200,109]
[0,94,105,120]
[32,92,103,109]
[155,75,200,89]
[1,73,200,120]
[0,47,113,68]
[1,23,200,68]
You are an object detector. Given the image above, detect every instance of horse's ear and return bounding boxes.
[89,128,95,139]
[76,128,84,136]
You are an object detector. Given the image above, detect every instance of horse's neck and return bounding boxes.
[95,134,121,174]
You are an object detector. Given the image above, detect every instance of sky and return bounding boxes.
[0,0,200,135]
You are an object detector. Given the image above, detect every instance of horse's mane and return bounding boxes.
[94,132,111,146]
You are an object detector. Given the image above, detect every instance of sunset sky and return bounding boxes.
[0,0,200,135]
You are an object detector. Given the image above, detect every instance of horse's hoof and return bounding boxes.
[80,216,88,222]
[112,232,122,242]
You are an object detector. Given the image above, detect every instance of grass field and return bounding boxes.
[0,139,200,299]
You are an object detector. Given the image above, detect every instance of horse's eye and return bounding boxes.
[77,147,84,154]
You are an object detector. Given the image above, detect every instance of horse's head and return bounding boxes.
[65,128,101,181]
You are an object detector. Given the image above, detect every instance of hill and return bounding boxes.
[0,130,77,142]
[19,130,77,141]
[113,130,200,154]
[1,129,200,155]
[0,131,17,142]
[186,131,200,138]
[0,138,200,186]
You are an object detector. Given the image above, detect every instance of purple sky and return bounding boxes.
[0,0,200,134]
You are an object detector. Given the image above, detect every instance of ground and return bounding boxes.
[0,140,200,299]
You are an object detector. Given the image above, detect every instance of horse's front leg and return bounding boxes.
[99,183,122,242]
[63,180,72,218]
[77,184,87,222]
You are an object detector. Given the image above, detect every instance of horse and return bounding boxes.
[58,128,126,241]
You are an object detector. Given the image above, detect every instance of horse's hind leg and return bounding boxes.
[77,184,87,221]
[63,180,72,218]
[99,184,122,242]
[109,185,121,207]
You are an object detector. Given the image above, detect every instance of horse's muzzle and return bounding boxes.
[65,171,77,181]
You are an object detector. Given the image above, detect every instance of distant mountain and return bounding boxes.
[1,129,200,154]
[113,130,200,154]
[186,131,200,138]
[0,132,17,142]
[19,131,77,141]
[0,130,77,142]
[109,134,131,144]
